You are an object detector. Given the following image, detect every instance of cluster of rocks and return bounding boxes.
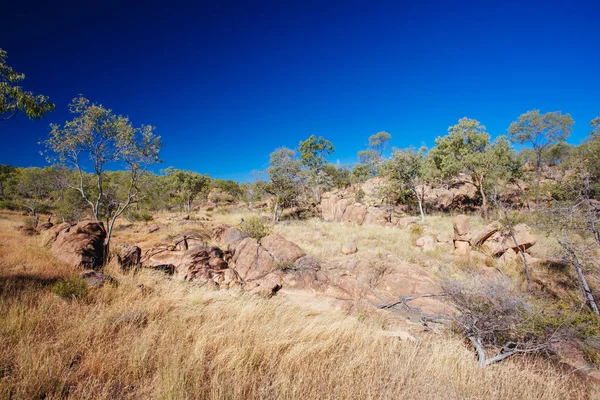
[320,175,480,227]
[35,218,450,317]
[451,214,538,263]
[207,188,235,204]
[144,227,325,296]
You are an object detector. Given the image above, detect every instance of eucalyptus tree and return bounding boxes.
[14,167,55,227]
[429,118,516,220]
[299,135,335,202]
[46,96,161,252]
[0,48,55,121]
[508,110,573,193]
[164,168,210,213]
[383,146,429,222]
[356,131,392,178]
[266,147,304,222]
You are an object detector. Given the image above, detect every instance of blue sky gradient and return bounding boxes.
[1,0,599,181]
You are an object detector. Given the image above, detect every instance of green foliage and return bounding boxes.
[508,110,574,187]
[355,188,365,203]
[354,132,393,179]
[350,163,372,183]
[429,118,518,218]
[125,209,154,223]
[237,216,272,240]
[383,146,430,220]
[0,48,55,121]
[299,135,335,170]
[266,147,304,221]
[45,96,162,248]
[210,179,243,198]
[408,224,424,244]
[368,131,391,158]
[321,163,351,189]
[522,301,600,341]
[165,168,210,212]
[52,276,88,300]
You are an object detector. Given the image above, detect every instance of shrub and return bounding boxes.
[0,199,19,210]
[238,216,272,240]
[354,188,365,203]
[52,276,88,300]
[125,210,154,223]
[276,260,297,272]
[408,223,424,244]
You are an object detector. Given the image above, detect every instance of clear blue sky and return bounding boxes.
[1,0,599,181]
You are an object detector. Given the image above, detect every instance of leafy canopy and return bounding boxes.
[0,48,55,121]
[298,135,334,170]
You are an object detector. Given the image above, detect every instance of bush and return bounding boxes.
[276,260,297,272]
[0,199,19,210]
[354,188,365,203]
[125,210,154,223]
[238,216,272,240]
[52,276,88,300]
[408,224,424,244]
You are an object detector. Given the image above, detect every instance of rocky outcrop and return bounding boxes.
[480,224,537,257]
[471,221,502,247]
[44,220,106,269]
[453,215,471,255]
[320,175,480,227]
[79,270,116,288]
[208,188,235,204]
[116,244,141,270]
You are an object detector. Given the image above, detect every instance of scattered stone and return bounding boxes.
[415,235,436,252]
[147,224,160,233]
[341,242,358,255]
[116,245,141,270]
[397,216,420,229]
[79,270,116,288]
[436,233,452,243]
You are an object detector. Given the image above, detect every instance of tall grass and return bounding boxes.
[0,211,592,399]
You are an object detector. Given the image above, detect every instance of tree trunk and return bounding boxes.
[476,175,488,221]
[272,202,279,223]
[560,234,600,315]
[413,188,425,223]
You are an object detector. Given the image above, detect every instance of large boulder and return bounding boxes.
[45,220,106,269]
[232,237,278,280]
[341,242,358,255]
[260,234,305,262]
[510,224,537,251]
[471,221,502,247]
[147,245,234,286]
[342,203,368,224]
[480,224,537,257]
[116,244,141,270]
[453,215,471,242]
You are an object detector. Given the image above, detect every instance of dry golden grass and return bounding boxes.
[0,211,593,399]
